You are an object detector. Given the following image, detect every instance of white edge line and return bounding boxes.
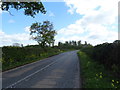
[4,59,58,89]
[3,55,56,73]
[3,51,67,73]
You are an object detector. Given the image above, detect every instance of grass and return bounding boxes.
[2,49,75,72]
[77,51,120,88]
[2,51,61,72]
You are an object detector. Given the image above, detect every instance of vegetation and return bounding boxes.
[92,41,120,77]
[2,18,58,71]
[1,40,83,71]
[2,1,119,88]
[57,40,91,50]
[78,51,120,88]
[30,21,57,48]
[2,45,62,71]
[1,2,46,17]
[81,40,120,79]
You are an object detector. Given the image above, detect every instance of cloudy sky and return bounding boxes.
[0,0,119,46]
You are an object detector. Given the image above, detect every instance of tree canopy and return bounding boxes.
[30,21,57,47]
[1,2,46,17]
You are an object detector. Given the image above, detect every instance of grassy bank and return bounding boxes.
[2,51,61,72]
[2,46,67,72]
[2,46,75,72]
[77,51,120,88]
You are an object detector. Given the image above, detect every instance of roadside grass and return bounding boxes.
[2,51,61,72]
[77,51,120,88]
[2,49,75,72]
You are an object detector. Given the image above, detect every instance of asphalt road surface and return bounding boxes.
[2,51,80,89]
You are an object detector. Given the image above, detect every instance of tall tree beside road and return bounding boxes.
[78,40,81,46]
[30,21,57,48]
[1,2,46,17]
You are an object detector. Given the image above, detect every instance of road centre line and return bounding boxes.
[3,59,58,89]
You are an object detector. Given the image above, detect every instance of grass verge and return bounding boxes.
[77,51,120,88]
[2,51,61,72]
[2,49,75,72]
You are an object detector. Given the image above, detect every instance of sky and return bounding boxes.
[0,0,119,46]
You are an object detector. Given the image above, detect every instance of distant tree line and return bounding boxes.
[57,40,92,50]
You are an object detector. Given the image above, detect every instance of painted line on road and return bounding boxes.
[3,59,48,73]
[3,54,58,74]
[3,51,69,73]
[3,59,58,89]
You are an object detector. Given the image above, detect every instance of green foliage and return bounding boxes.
[30,21,57,47]
[80,40,120,79]
[80,44,93,57]
[58,40,85,50]
[1,2,46,17]
[92,41,120,77]
[77,51,120,88]
[2,46,60,71]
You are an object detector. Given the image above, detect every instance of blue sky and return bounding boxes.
[2,2,81,34]
[0,0,118,46]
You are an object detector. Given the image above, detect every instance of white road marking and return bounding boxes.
[2,55,56,73]
[3,59,45,73]
[4,59,58,89]
[2,52,68,73]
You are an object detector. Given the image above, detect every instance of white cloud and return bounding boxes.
[58,23,84,36]
[65,0,118,25]
[8,19,15,23]
[56,16,118,45]
[0,30,37,46]
[55,0,118,45]
[24,26,30,33]
[56,30,117,46]
[65,0,118,15]
[48,11,55,17]
[67,4,75,14]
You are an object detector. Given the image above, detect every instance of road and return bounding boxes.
[2,51,80,89]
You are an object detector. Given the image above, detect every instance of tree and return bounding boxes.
[69,41,72,46]
[58,42,62,47]
[1,2,46,17]
[85,41,87,45]
[65,41,69,46]
[113,40,120,44]
[78,40,81,46]
[30,21,57,48]
[72,41,77,46]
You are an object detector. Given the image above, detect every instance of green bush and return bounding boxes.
[2,46,60,71]
[81,40,120,78]
[78,51,120,88]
